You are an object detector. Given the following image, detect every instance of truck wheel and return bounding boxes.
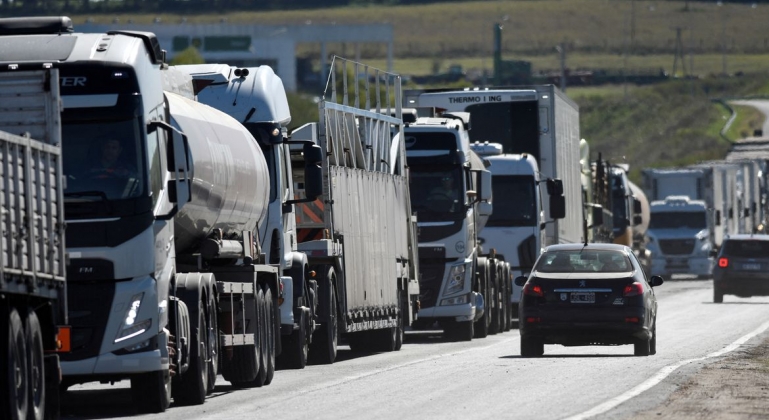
[309,268,338,364]
[253,289,268,387]
[347,331,371,352]
[281,309,308,369]
[394,293,405,351]
[172,301,208,405]
[1,307,29,420]
[25,310,45,420]
[474,259,490,339]
[131,369,171,413]
[502,267,512,332]
[520,336,544,357]
[444,321,474,342]
[263,288,276,385]
[488,265,500,335]
[205,296,218,394]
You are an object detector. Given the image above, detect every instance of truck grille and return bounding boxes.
[418,262,446,309]
[60,281,115,362]
[659,239,695,255]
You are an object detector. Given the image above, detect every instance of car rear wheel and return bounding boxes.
[634,337,651,356]
[649,325,657,356]
[520,337,544,357]
[713,288,724,303]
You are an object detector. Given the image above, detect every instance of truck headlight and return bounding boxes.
[444,264,467,295]
[115,293,152,343]
[441,293,469,306]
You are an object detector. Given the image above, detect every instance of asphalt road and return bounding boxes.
[60,278,769,420]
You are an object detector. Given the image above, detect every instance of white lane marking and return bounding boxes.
[562,319,769,420]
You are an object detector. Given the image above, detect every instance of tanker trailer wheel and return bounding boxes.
[394,292,405,351]
[503,265,513,332]
[263,287,276,386]
[171,299,208,406]
[205,295,218,395]
[488,262,500,335]
[253,289,269,387]
[130,369,171,413]
[309,267,338,364]
[1,306,29,420]
[25,310,45,420]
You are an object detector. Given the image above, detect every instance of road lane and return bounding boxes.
[61,279,769,420]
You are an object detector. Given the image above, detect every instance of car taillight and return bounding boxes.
[718,257,729,268]
[523,283,544,297]
[623,282,644,297]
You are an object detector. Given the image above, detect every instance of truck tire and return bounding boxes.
[253,289,268,387]
[474,258,490,339]
[395,293,405,351]
[503,265,513,332]
[1,307,29,420]
[205,294,219,395]
[488,261,500,335]
[42,355,60,420]
[347,331,371,352]
[25,310,45,420]
[309,267,338,364]
[520,336,544,357]
[444,321,474,342]
[172,301,208,405]
[131,369,171,413]
[263,288,276,386]
[280,309,308,369]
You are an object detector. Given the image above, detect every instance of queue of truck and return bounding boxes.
[0,15,641,419]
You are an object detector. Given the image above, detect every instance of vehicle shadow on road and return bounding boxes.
[704,301,769,305]
[500,353,635,359]
[61,387,146,419]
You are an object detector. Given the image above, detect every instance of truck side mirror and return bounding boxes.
[633,197,642,214]
[633,215,643,226]
[303,143,323,201]
[591,204,604,226]
[148,120,191,220]
[547,179,563,196]
[478,170,492,202]
[549,195,566,220]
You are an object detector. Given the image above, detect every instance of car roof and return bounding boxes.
[543,243,632,253]
[724,234,769,242]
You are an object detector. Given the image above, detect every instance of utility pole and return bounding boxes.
[556,43,566,92]
[672,27,688,78]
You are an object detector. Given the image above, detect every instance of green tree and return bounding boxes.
[170,46,204,65]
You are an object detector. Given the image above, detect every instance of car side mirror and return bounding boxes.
[649,275,664,287]
[514,275,528,287]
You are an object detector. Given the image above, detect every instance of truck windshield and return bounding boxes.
[409,166,464,221]
[487,175,537,227]
[62,118,144,202]
[649,211,707,229]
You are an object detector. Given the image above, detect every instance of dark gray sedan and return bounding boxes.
[514,243,663,357]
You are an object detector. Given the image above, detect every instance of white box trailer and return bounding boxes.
[403,85,582,245]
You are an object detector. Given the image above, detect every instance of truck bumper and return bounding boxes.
[62,330,168,376]
[651,256,712,276]
[417,292,482,322]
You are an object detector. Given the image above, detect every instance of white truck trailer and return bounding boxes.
[403,85,583,246]
[0,16,283,412]
[0,68,69,420]
[290,57,420,353]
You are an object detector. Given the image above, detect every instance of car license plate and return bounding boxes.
[742,263,761,271]
[570,292,595,304]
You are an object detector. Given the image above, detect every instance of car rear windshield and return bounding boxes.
[723,240,769,258]
[535,250,633,273]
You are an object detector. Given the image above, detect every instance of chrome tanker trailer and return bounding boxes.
[0,16,281,413]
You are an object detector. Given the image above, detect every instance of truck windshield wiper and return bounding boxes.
[64,190,108,201]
